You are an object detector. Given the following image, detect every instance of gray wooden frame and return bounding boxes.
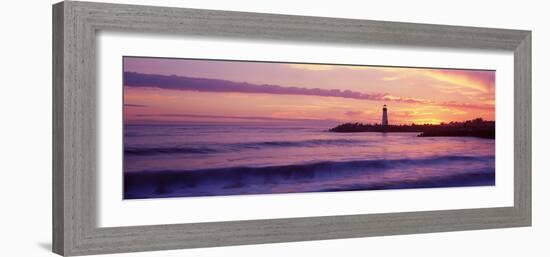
[52,1,531,256]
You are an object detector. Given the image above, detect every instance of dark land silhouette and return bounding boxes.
[329,118,495,139]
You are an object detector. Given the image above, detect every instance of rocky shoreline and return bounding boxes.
[329,118,495,139]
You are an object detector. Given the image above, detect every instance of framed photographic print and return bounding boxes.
[122,57,498,199]
[52,1,531,256]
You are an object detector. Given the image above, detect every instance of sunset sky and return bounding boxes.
[123,57,495,126]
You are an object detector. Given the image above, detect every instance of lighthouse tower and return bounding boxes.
[382,104,389,127]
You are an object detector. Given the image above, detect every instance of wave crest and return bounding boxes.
[125,138,364,156]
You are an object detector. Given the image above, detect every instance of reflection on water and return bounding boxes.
[123,123,495,199]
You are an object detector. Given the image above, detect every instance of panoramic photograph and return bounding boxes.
[122,56,496,199]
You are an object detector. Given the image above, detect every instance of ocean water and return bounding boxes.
[123,123,495,199]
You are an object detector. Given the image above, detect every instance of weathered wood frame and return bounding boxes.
[52,1,531,256]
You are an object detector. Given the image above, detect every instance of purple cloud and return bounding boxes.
[344,111,363,116]
[124,103,148,107]
[124,72,492,110]
[136,113,334,123]
[124,72,388,101]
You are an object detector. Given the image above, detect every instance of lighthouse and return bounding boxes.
[382,104,389,127]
